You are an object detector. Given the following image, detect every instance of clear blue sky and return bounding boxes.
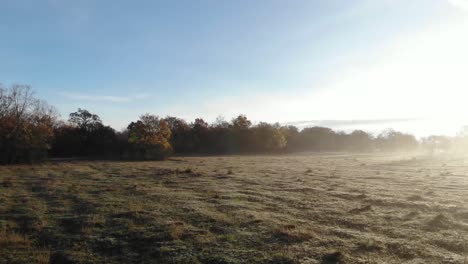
[1,0,467,136]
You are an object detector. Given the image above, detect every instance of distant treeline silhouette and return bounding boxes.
[0,84,457,164]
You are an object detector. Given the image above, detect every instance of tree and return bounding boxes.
[191,118,210,152]
[376,129,418,151]
[298,127,336,151]
[127,114,172,160]
[280,125,300,151]
[193,118,209,130]
[0,84,58,164]
[251,122,287,152]
[229,115,253,152]
[231,115,251,129]
[69,108,102,131]
[347,130,374,151]
[51,108,118,157]
[164,116,193,153]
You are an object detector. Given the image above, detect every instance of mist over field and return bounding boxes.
[3,0,468,263]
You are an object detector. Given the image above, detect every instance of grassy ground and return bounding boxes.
[1,153,468,263]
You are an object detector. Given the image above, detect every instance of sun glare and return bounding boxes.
[299,15,468,136]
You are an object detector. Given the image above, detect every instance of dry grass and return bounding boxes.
[1,153,468,263]
[0,231,32,247]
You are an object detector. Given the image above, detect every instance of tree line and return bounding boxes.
[0,84,435,164]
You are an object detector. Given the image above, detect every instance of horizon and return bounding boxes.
[2,0,468,136]
[4,2,468,262]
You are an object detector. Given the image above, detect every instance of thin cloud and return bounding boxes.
[60,92,151,103]
[283,118,423,128]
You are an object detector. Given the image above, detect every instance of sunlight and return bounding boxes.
[448,0,468,11]
[5,1,468,262]
[306,16,468,135]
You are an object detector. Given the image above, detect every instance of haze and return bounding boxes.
[1,0,468,136]
[6,2,468,263]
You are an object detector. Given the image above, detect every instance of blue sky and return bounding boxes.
[1,0,468,136]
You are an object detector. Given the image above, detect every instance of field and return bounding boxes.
[1,153,468,263]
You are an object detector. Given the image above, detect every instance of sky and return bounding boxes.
[1,0,468,137]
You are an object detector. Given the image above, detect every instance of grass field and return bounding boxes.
[1,153,468,263]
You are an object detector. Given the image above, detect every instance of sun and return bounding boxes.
[301,15,468,136]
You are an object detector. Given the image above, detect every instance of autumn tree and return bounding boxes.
[251,122,287,152]
[127,114,172,160]
[0,84,57,164]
